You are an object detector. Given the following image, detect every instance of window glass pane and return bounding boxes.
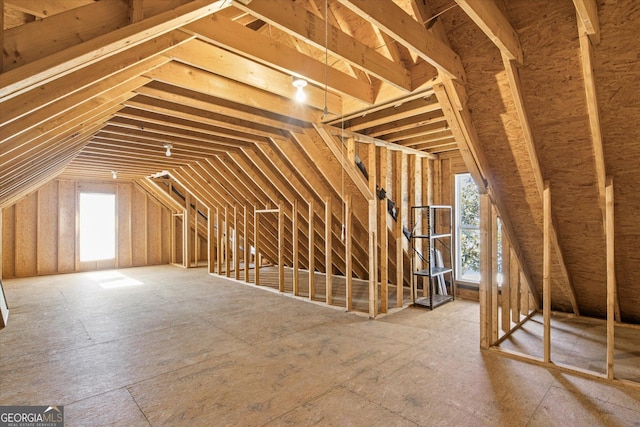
[79,193,116,262]
[455,173,480,283]
[459,229,480,282]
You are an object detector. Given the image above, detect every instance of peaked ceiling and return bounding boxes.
[1,0,456,195]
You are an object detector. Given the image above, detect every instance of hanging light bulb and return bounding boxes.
[163,142,173,157]
[111,170,117,179]
[292,77,307,103]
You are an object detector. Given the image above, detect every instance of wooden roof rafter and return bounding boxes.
[233,0,413,93]
[0,0,231,99]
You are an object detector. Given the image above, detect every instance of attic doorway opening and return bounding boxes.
[79,192,116,262]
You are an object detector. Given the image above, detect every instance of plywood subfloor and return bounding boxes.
[1,265,639,426]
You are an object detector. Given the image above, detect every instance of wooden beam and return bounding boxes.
[183,193,191,268]
[234,0,412,92]
[1,31,185,127]
[368,143,378,318]
[244,205,250,283]
[491,205,499,343]
[0,0,230,99]
[510,248,520,323]
[292,200,299,296]
[129,0,144,23]
[572,0,600,44]
[253,206,260,285]
[308,200,315,300]
[234,204,240,280]
[146,61,323,123]
[578,20,606,221]
[216,207,222,275]
[378,147,389,313]
[183,14,373,104]
[4,0,94,18]
[336,0,466,82]
[501,228,512,333]
[0,0,3,73]
[605,177,615,379]
[208,208,215,274]
[455,0,523,65]
[345,195,353,311]
[168,39,342,114]
[314,125,374,201]
[543,181,551,363]
[325,197,332,304]
[394,151,404,307]
[480,193,493,349]
[278,202,285,292]
[224,205,230,277]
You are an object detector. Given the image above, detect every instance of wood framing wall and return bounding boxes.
[1,179,172,278]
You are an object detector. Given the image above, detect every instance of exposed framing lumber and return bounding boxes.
[308,200,315,300]
[292,200,299,296]
[367,143,378,318]
[234,204,240,280]
[266,135,369,277]
[314,125,374,201]
[491,204,499,343]
[3,0,130,72]
[605,177,615,378]
[327,126,436,160]
[224,205,230,277]
[244,204,250,283]
[129,0,144,23]
[183,193,191,268]
[183,13,373,104]
[345,195,353,311]
[543,181,551,363]
[454,0,523,65]
[578,17,607,225]
[147,61,323,123]
[134,82,307,133]
[336,0,465,82]
[168,39,341,114]
[378,146,389,313]
[216,207,222,275]
[234,0,412,92]
[394,151,404,308]
[572,0,600,44]
[254,205,260,285]
[278,202,285,293]
[479,193,493,349]
[433,77,542,310]
[510,248,521,323]
[501,55,580,315]
[1,32,186,128]
[208,207,215,274]
[0,0,231,99]
[324,197,332,304]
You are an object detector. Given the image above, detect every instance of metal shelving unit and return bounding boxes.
[410,205,455,309]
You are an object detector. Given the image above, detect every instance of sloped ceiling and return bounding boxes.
[2,0,639,322]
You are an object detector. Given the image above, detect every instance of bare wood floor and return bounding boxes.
[1,265,639,426]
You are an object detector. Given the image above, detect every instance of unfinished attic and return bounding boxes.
[1,0,640,424]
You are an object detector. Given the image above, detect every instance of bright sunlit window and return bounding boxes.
[79,192,116,262]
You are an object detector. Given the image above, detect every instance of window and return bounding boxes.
[455,173,480,283]
[79,192,116,262]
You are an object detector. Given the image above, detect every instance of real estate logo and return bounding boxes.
[0,406,63,427]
